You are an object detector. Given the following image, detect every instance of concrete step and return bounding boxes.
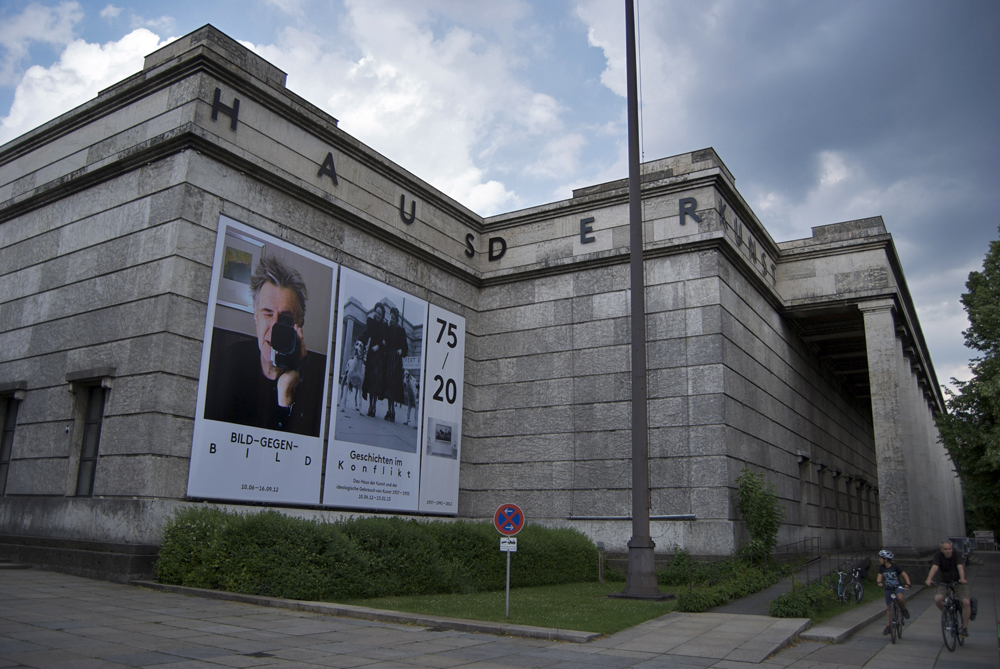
[801,585,925,643]
[0,559,31,570]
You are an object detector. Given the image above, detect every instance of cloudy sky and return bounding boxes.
[1,0,998,389]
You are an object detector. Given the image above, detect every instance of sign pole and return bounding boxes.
[495,503,524,618]
[505,551,511,618]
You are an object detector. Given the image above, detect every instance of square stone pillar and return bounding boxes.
[861,300,914,552]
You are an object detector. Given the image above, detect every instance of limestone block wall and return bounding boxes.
[0,142,483,543]
[712,252,879,549]
[0,156,207,540]
[461,264,632,519]
[463,235,880,555]
[0,28,488,546]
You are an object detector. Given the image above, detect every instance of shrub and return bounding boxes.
[340,517,445,597]
[155,506,229,588]
[657,548,692,586]
[768,576,836,618]
[215,511,370,600]
[736,467,785,554]
[603,556,626,582]
[673,567,778,612]
[155,508,598,601]
[513,525,598,587]
[422,520,505,592]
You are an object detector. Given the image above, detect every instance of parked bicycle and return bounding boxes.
[931,581,965,651]
[832,565,865,605]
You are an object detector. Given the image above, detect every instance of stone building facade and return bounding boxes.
[0,26,962,577]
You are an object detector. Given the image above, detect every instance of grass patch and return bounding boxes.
[772,572,883,623]
[339,581,682,635]
[807,575,887,625]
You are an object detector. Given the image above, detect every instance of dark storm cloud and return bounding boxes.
[643,0,999,205]
[620,0,1000,380]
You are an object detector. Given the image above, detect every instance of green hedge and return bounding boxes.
[674,567,779,612]
[656,548,776,589]
[768,576,836,617]
[155,507,597,600]
[656,548,692,586]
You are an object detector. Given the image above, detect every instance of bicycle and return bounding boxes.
[930,581,965,651]
[880,583,906,643]
[833,566,865,605]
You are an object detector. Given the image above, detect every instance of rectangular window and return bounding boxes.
[0,397,20,495]
[76,386,106,497]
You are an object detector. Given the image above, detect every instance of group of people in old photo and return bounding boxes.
[357,301,411,423]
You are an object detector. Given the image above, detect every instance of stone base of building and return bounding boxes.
[0,534,159,583]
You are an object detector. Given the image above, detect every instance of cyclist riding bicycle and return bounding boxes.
[876,549,911,635]
[925,540,971,638]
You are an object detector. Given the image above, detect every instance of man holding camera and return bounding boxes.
[204,255,324,436]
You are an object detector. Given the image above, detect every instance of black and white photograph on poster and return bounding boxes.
[418,304,465,514]
[188,216,337,506]
[323,267,428,512]
[426,418,457,459]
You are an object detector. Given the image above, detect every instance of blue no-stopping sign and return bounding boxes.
[494,503,524,536]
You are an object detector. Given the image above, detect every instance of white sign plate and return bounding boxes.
[418,304,465,514]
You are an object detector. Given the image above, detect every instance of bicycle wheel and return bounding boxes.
[853,581,864,604]
[896,604,903,639]
[956,606,965,646]
[942,606,957,651]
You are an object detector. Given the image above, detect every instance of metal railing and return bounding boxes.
[606,536,872,593]
[684,537,822,590]
[789,540,871,596]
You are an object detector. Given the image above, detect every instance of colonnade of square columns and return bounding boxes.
[861,299,965,554]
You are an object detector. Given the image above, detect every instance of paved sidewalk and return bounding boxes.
[0,568,808,668]
[801,585,925,643]
[765,549,1000,669]
[1,553,997,668]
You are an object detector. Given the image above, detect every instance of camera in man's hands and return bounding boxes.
[270,313,302,369]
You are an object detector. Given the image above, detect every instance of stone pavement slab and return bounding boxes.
[2,569,811,668]
[139,580,812,661]
[137,580,601,644]
[5,558,996,668]
[592,611,809,663]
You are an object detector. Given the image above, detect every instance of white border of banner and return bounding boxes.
[418,304,465,514]
[322,267,428,512]
[187,216,337,505]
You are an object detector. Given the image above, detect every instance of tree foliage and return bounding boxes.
[937,226,1000,534]
[735,467,785,554]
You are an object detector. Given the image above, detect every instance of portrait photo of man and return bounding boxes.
[204,252,330,437]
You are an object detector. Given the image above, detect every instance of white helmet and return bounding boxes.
[878,549,894,560]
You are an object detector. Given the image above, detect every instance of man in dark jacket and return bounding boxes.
[204,255,324,436]
[926,540,972,637]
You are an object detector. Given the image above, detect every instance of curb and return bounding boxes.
[800,585,925,643]
[131,581,600,643]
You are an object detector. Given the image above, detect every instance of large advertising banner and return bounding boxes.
[418,305,465,514]
[322,268,428,511]
[187,216,337,505]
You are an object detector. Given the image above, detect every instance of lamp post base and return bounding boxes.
[608,537,673,600]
